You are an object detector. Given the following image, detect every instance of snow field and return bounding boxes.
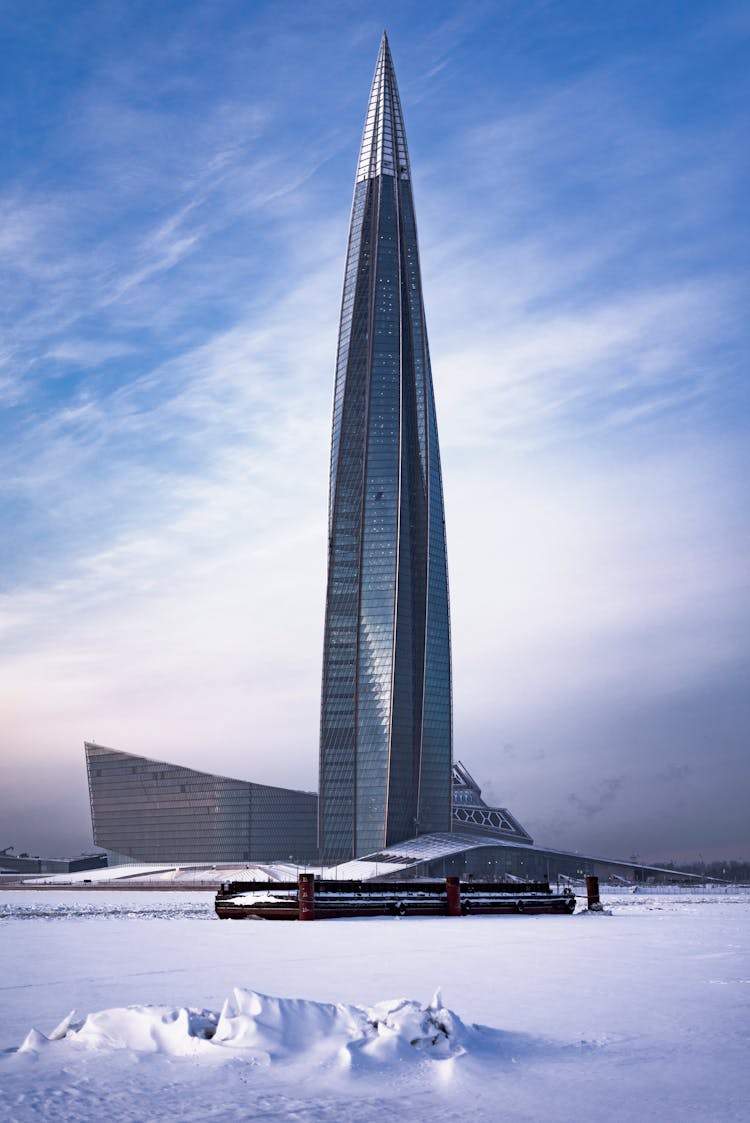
[1,890,748,1121]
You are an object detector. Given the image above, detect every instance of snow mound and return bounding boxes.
[18,987,476,1068]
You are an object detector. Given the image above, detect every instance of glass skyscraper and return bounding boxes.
[319,34,452,862]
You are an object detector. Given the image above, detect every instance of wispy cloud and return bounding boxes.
[46,340,139,365]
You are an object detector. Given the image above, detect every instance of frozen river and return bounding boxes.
[1,889,748,1121]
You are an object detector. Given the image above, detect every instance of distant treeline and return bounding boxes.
[656,859,750,883]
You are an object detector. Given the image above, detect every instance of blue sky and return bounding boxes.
[1,0,748,861]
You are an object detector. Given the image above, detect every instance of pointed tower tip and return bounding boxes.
[377,30,390,62]
[356,30,410,183]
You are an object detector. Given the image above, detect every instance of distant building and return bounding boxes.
[319,33,452,862]
[0,846,107,876]
[84,743,317,864]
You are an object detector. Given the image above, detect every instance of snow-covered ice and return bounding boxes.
[1,889,748,1121]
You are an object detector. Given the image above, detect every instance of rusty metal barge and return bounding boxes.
[215,874,577,920]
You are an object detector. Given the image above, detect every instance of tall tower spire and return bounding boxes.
[319,35,452,863]
[356,32,410,183]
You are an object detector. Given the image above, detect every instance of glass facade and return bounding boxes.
[319,34,452,862]
[85,743,318,863]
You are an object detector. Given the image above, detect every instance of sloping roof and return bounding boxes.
[325,831,708,882]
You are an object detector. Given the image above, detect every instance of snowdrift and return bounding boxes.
[18,988,501,1069]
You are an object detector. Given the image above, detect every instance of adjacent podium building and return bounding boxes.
[85,742,317,864]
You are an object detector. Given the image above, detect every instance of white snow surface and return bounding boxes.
[18,862,301,886]
[1,889,748,1121]
[19,986,471,1066]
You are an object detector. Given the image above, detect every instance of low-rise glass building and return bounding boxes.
[85,742,318,864]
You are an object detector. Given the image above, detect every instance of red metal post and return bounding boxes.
[585,875,600,910]
[298,873,315,921]
[446,876,461,916]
